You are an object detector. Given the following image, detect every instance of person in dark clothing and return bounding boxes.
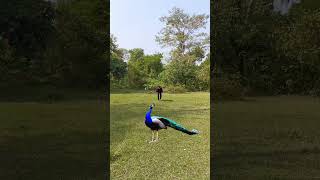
[156,86,163,100]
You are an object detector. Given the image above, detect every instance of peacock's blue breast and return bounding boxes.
[145,112,153,128]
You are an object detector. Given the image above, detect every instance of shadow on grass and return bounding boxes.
[215,147,320,160]
[213,146,320,180]
[0,132,107,180]
[160,99,174,102]
[0,86,106,103]
[213,97,259,103]
[110,88,147,94]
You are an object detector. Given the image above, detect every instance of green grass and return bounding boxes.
[110,92,210,179]
[0,92,107,180]
[213,96,320,180]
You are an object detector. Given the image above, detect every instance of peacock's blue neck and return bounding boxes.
[145,107,153,125]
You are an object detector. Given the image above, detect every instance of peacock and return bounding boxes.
[145,103,199,142]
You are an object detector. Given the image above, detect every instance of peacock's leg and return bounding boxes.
[155,131,159,141]
[149,130,155,143]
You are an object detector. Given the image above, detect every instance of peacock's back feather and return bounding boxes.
[152,116,199,135]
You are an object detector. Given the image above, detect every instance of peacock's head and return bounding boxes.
[150,103,155,109]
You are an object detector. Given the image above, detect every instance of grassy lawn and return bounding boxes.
[213,96,320,180]
[110,92,210,179]
[0,90,107,180]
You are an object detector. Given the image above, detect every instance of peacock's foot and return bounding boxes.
[149,139,160,143]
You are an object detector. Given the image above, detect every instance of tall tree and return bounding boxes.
[156,7,209,58]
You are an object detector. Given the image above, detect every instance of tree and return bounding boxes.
[110,35,127,81]
[127,49,164,88]
[197,54,210,90]
[160,54,198,89]
[154,7,209,91]
[156,7,209,58]
[214,0,320,96]
[0,0,55,59]
[45,0,107,87]
[0,40,14,83]
[111,54,127,80]
[0,0,55,85]
[275,9,320,94]
[214,0,277,86]
[128,48,144,62]
[143,54,163,79]
[110,34,118,54]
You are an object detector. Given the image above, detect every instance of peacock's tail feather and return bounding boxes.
[154,116,199,135]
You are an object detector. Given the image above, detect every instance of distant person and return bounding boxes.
[156,86,163,100]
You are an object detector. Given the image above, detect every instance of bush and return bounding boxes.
[213,74,244,100]
[308,79,320,96]
[111,76,129,89]
[165,85,187,93]
[144,78,165,90]
[159,56,198,89]
[46,92,65,103]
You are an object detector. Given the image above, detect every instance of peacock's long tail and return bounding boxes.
[155,116,199,135]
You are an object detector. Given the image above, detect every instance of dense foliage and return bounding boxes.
[0,0,107,88]
[214,0,320,98]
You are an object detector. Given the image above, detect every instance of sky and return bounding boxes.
[110,0,210,56]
